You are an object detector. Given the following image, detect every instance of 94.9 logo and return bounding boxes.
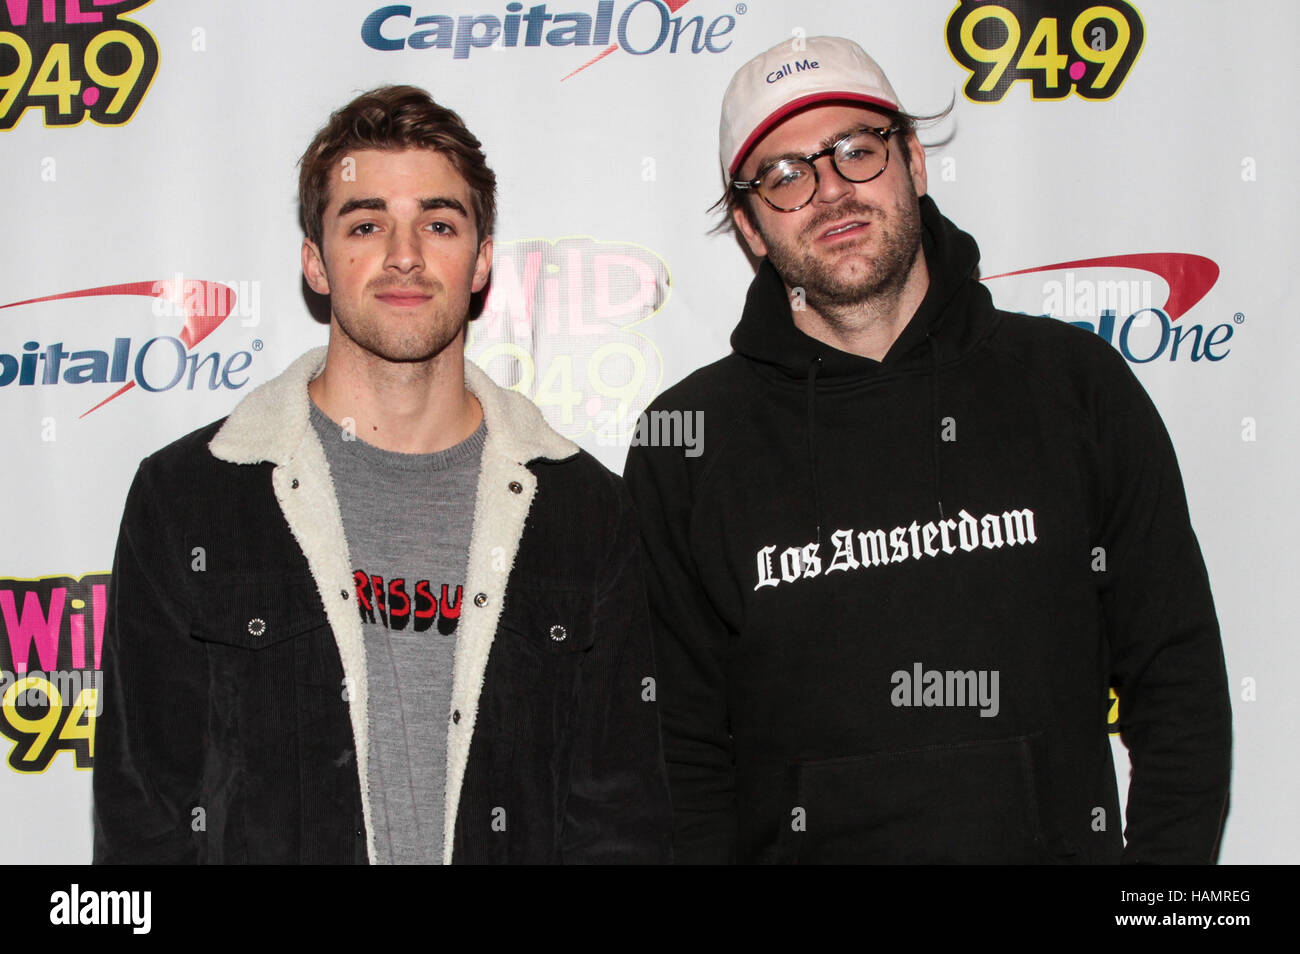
[946,1,1144,102]
[0,0,159,129]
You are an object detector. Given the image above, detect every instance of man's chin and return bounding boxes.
[810,245,921,303]
[333,335,462,368]
[332,317,466,367]
[366,340,460,364]
[798,263,893,304]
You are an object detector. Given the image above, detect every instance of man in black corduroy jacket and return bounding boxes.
[92,85,671,864]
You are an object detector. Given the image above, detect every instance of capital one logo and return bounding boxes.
[982,253,1239,364]
[361,0,741,79]
[0,278,256,417]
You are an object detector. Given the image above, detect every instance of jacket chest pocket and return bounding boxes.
[498,583,597,658]
[191,577,341,717]
[190,577,353,863]
[196,577,330,649]
[489,583,596,744]
[480,583,596,860]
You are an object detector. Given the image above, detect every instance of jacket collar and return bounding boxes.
[209,345,578,466]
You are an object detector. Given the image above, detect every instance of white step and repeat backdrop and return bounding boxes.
[0,0,1294,864]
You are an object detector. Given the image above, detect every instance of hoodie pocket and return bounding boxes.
[777,734,1052,864]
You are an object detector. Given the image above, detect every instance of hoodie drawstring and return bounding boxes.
[928,334,946,521]
[806,355,824,545]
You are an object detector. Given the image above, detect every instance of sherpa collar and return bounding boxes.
[209,345,578,466]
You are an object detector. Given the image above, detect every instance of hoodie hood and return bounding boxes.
[730,194,1000,380]
[728,194,1002,530]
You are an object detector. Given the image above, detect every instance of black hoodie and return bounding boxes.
[623,195,1231,864]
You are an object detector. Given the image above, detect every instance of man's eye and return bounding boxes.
[351,222,378,236]
[841,139,883,161]
[428,221,455,235]
[766,164,807,188]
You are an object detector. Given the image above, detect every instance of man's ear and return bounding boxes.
[302,238,330,296]
[732,201,768,258]
[471,236,493,293]
[904,131,928,198]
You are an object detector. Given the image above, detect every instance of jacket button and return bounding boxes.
[247,617,266,637]
[549,624,567,642]
[452,709,461,724]
[473,592,488,607]
[508,480,523,494]
[291,478,300,489]
[340,589,349,600]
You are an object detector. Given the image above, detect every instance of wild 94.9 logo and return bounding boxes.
[945,0,1144,102]
[0,0,159,130]
[0,574,107,773]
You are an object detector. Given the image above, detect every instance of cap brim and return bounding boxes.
[728,92,901,176]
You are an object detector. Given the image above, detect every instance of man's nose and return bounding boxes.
[385,227,424,272]
[811,154,854,205]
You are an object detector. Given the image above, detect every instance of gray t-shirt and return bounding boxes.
[311,401,485,864]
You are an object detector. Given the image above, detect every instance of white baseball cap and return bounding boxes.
[720,36,902,177]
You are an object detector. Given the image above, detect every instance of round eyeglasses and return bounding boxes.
[731,124,902,212]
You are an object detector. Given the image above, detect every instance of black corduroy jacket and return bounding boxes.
[93,347,672,864]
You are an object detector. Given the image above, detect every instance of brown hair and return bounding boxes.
[298,85,497,248]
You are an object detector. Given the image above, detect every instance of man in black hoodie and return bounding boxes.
[623,36,1232,864]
